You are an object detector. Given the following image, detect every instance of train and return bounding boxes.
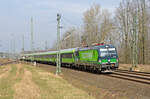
[21,43,119,72]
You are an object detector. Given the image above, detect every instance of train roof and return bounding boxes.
[60,48,77,54]
[23,48,77,56]
[78,44,116,51]
[94,44,116,48]
[24,51,57,56]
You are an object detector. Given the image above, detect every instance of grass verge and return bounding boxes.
[25,65,94,99]
[0,64,24,99]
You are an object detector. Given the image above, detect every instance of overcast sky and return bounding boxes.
[0,0,121,53]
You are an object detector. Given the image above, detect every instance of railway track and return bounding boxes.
[116,69,150,76]
[0,60,18,66]
[63,66,150,85]
[55,65,150,85]
[107,70,150,85]
[69,68,150,85]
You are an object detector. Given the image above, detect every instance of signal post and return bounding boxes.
[56,13,61,75]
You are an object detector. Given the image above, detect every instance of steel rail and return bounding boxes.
[106,74,150,85]
[117,69,150,75]
[115,70,150,77]
[112,72,150,80]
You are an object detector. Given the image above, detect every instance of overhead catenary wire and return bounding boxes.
[61,16,81,28]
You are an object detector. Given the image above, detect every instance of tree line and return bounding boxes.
[52,0,150,64]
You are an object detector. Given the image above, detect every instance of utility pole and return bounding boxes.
[0,40,1,49]
[8,45,10,60]
[13,34,15,54]
[10,37,12,59]
[22,34,24,58]
[31,17,34,51]
[31,17,34,62]
[45,41,48,50]
[22,34,24,52]
[56,13,61,75]
[11,34,15,59]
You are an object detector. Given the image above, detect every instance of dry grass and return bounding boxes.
[0,63,95,99]
[14,68,41,99]
[25,65,95,99]
[0,65,11,79]
[0,64,19,99]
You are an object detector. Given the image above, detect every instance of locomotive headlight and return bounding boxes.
[99,60,101,63]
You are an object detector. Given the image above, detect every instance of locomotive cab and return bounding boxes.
[97,45,119,71]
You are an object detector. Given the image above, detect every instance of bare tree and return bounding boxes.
[83,4,114,46]
[115,0,150,64]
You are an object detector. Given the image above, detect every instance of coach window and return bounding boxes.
[62,53,73,58]
[54,55,57,58]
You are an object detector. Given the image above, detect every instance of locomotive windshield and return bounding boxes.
[99,48,117,58]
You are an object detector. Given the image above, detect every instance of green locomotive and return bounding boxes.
[22,44,118,72]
